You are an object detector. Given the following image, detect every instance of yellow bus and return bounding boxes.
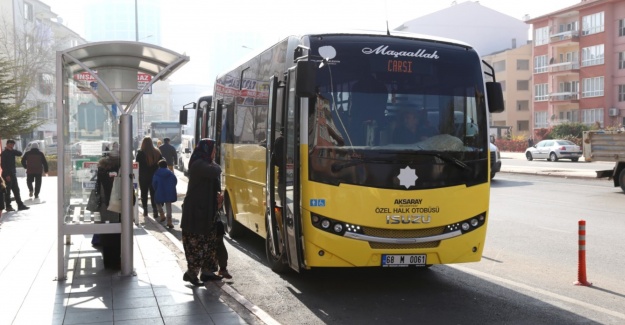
[184,31,504,273]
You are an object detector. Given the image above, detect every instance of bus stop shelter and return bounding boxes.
[55,41,189,279]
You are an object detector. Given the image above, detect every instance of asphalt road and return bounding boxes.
[154,154,625,325]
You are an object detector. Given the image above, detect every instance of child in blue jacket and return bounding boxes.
[152,159,177,228]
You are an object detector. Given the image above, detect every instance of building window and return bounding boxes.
[535,27,549,46]
[517,120,530,131]
[535,111,548,128]
[534,83,548,101]
[619,19,625,37]
[500,81,506,92]
[582,12,604,36]
[620,52,625,69]
[582,76,604,97]
[517,80,529,91]
[534,55,548,73]
[582,108,604,126]
[38,73,53,95]
[493,60,506,72]
[619,85,625,102]
[558,110,579,122]
[517,59,529,70]
[581,44,604,66]
[24,2,33,21]
[517,100,529,111]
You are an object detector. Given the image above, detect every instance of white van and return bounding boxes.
[177,135,195,175]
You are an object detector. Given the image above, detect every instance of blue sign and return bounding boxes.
[310,199,326,207]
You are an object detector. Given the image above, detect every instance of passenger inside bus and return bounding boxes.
[393,108,439,144]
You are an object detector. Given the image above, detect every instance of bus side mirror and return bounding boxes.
[179,109,188,125]
[486,82,504,113]
[295,60,316,98]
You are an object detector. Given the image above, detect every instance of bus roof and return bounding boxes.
[216,30,473,80]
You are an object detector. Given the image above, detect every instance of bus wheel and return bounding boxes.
[265,216,290,273]
[224,195,244,238]
[619,168,625,193]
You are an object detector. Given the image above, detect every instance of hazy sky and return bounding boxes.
[46,0,580,86]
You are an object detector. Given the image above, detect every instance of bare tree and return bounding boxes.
[0,15,63,138]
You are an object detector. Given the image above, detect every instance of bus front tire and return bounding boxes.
[265,216,290,273]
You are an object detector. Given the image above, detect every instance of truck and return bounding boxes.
[582,130,625,192]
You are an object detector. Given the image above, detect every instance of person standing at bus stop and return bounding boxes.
[152,159,177,228]
[180,138,224,286]
[136,137,164,220]
[1,139,29,211]
[159,137,177,172]
[21,142,49,200]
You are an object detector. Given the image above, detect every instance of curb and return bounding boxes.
[141,208,281,325]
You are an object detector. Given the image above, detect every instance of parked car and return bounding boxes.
[525,139,581,162]
[489,142,501,179]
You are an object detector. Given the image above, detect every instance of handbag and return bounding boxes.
[86,189,101,212]
[107,176,122,213]
[214,209,226,236]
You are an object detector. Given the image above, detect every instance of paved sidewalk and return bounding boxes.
[0,176,276,325]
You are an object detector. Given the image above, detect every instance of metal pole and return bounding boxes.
[135,0,139,42]
[56,50,66,281]
[120,114,134,276]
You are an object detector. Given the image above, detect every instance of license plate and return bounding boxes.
[382,254,426,267]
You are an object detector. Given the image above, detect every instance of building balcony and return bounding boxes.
[549,92,579,103]
[548,61,580,74]
[549,30,579,44]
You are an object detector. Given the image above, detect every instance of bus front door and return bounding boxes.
[266,68,304,273]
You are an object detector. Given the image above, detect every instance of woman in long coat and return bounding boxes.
[135,137,163,219]
[180,138,223,285]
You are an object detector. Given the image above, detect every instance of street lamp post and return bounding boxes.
[135,0,144,137]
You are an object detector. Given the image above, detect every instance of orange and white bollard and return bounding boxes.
[574,219,592,286]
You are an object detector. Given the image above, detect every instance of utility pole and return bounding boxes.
[135,0,144,137]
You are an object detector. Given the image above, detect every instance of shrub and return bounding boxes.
[550,122,589,139]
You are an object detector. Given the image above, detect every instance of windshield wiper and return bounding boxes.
[427,152,472,172]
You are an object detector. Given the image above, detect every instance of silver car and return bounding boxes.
[525,139,581,162]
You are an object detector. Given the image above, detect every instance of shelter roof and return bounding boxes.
[60,41,188,80]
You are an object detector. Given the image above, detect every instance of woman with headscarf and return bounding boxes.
[180,138,223,286]
[135,137,163,220]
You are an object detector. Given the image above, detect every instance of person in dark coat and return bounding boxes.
[135,136,163,220]
[152,159,177,228]
[158,137,177,172]
[95,146,122,268]
[1,139,29,211]
[21,142,49,199]
[180,138,223,286]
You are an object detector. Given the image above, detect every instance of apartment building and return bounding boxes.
[0,0,85,144]
[482,44,534,138]
[527,0,625,132]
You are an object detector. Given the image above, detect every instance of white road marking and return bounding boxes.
[450,264,625,321]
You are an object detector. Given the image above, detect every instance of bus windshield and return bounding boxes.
[150,122,182,149]
[307,36,489,188]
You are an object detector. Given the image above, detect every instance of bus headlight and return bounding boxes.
[461,223,470,231]
[321,219,331,229]
[333,223,343,233]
